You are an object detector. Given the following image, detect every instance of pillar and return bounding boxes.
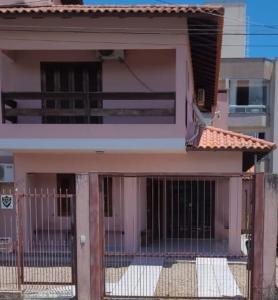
[0,50,3,124]
[215,178,229,241]
[228,177,242,255]
[76,173,90,300]
[123,177,139,252]
[262,174,278,298]
[253,173,278,300]
[89,173,104,300]
[175,45,186,128]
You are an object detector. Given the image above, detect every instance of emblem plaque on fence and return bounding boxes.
[0,195,14,209]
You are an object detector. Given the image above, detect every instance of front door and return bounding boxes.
[147,179,215,242]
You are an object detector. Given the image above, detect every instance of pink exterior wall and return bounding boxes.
[11,151,243,255]
[215,178,229,241]
[0,183,16,241]
[0,15,192,150]
[212,92,229,130]
[13,152,242,189]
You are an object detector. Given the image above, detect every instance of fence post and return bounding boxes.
[251,173,264,300]
[252,173,278,300]
[15,192,23,291]
[76,174,91,299]
[262,174,278,298]
[89,173,104,300]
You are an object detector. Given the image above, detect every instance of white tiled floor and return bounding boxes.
[196,257,241,298]
[106,257,163,296]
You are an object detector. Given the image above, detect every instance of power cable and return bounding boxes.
[0,24,278,35]
[119,59,154,92]
[0,36,278,47]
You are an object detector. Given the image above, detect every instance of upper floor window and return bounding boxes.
[229,79,268,113]
[41,62,102,124]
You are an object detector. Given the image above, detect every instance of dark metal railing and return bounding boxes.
[2,91,176,124]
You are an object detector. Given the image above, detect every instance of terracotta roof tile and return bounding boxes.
[189,126,275,152]
[0,5,224,16]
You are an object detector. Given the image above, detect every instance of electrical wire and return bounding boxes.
[0,36,277,47]
[119,59,154,92]
[151,0,278,31]
[0,23,278,36]
[1,0,277,34]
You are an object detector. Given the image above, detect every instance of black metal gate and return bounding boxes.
[0,189,77,298]
[101,174,254,299]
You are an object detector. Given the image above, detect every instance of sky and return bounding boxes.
[84,0,278,58]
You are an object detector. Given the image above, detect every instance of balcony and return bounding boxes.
[229,105,266,114]
[228,105,267,130]
[2,91,175,124]
[0,91,185,152]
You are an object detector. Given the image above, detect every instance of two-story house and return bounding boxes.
[0,2,276,300]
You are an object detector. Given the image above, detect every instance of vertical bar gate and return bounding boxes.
[101,174,254,299]
[0,189,77,298]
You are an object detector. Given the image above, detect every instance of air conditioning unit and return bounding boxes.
[0,237,13,253]
[97,50,125,61]
[0,164,14,183]
[197,88,205,107]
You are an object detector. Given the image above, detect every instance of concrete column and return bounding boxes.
[0,50,3,124]
[252,173,264,300]
[215,178,229,241]
[89,173,104,300]
[262,174,278,299]
[175,46,186,129]
[124,177,139,252]
[75,174,90,300]
[228,177,242,255]
[250,174,278,299]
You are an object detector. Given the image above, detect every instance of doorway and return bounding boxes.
[147,178,215,243]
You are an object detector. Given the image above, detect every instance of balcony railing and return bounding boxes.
[2,92,176,124]
[229,105,266,114]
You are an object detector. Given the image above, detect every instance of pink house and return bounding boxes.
[0,1,276,300]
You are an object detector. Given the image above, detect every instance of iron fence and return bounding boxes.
[0,189,76,298]
[101,175,252,299]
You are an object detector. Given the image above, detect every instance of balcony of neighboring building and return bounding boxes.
[228,79,268,131]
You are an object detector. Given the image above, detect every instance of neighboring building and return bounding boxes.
[0,2,276,300]
[220,58,274,171]
[216,1,278,173]
[207,0,247,57]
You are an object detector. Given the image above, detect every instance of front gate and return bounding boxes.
[0,189,76,298]
[101,174,254,299]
